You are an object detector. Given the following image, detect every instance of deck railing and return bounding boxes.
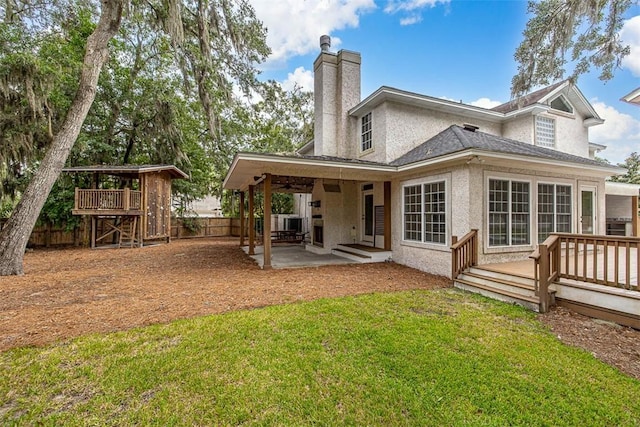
[451,229,478,279]
[74,188,142,211]
[531,233,640,312]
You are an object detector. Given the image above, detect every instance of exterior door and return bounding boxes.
[362,189,374,242]
[579,187,596,235]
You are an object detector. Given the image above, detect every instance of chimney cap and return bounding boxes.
[320,35,331,52]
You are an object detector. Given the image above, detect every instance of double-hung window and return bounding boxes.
[488,179,530,246]
[403,181,446,244]
[537,184,572,242]
[361,112,372,152]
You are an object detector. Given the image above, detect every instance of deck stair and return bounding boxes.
[332,244,392,263]
[454,266,554,312]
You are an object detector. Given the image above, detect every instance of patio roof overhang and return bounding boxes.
[224,150,624,192]
[223,152,396,191]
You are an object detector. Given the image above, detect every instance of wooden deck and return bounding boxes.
[483,246,638,288]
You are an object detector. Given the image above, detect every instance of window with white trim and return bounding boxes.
[488,179,530,246]
[535,116,555,148]
[537,184,572,242]
[403,181,446,244]
[550,95,573,114]
[361,112,372,152]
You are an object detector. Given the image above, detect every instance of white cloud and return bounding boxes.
[250,0,376,64]
[470,97,502,109]
[281,67,314,92]
[620,15,640,76]
[384,0,450,25]
[384,0,448,13]
[590,101,640,164]
[399,15,422,26]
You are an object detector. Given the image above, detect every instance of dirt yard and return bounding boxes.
[1,237,638,380]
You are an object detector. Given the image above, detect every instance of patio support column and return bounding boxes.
[239,191,245,246]
[384,181,391,251]
[263,174,272,270]
[248,185,255,255]
[633,196,639,237]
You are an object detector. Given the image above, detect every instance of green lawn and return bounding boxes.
[1,289,639,426]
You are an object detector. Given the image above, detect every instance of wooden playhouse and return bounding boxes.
[63,165,188,248]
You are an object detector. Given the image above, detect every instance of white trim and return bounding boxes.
[579,185,598,234]
[485,174,533,250]
[400,174,451,248]
[535,181,575,243]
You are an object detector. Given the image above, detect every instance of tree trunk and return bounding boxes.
[0,0,124,276]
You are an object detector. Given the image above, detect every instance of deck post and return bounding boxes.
[239,191,245,246]
[538,244,550,313]
[384,181,391,251]
[633,196,638,237]
[123,188,130,211]
[248,185,255,256]
[263,174,272,270]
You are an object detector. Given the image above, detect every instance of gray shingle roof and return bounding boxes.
[491,80,567,113]
[390,125,613,168]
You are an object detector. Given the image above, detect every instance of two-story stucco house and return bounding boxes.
[223,36,629,279]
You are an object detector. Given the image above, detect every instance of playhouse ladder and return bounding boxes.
[118,216,138,248]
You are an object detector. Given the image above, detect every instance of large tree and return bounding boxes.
[512,0,632,98]
[0,0,269,275]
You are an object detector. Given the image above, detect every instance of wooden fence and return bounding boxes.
[0,217,243,248]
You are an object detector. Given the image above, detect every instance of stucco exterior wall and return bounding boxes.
[501,116,533,144]
[553,110,590,158]
[358,101,502,164]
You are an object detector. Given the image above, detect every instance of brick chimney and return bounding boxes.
[313,36,361,157]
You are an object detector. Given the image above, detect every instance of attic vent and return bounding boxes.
[462,123,479,132]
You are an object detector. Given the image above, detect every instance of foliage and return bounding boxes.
[1,290,639,425]
[221,190,295,217]
[512,0,632,97]
[610,151,640,183]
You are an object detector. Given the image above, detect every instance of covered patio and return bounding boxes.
[224,152,394,270]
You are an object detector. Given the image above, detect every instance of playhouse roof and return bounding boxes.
[63,164,188,179]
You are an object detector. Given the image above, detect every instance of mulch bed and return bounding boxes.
[1,237,638,381]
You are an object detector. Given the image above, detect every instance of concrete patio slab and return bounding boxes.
[242,244,355,269]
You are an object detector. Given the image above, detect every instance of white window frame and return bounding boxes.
[361,112,372,152]
[402,178,449,247]
[537,182,573,243]
[487,177,532,248]
[550,95,574,114]
[535,115,555,148]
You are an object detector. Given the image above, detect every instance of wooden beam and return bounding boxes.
[239,191,245,246]
[248,185,255,255]
[633,195,639,237]
[263,174,272,270]
[384,181,391,251]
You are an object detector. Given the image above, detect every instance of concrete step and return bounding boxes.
[455,277,541,312]
[333,245,391,263]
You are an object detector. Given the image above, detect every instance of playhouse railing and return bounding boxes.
[74,188,142,211]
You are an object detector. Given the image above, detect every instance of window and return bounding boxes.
[550,95,573,114]
[535,116,555,148]
[537,184,572,242]
[403,181,446,244]
[488,179,530,246]
[361,112,372,152]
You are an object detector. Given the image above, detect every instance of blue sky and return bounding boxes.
[249,0,640,165]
